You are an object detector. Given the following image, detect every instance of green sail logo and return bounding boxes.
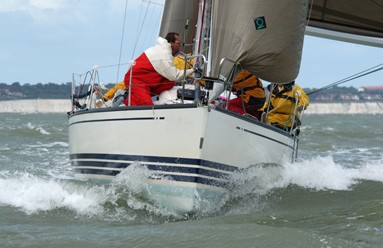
[254,16,266,30]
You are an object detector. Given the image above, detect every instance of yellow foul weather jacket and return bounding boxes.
[103,80,126,101]
[262,84,309,129]
[232,69,265,105]
[173,53,194,70]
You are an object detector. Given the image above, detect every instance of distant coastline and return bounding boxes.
[0,99,71,114]
[0,99,382,114]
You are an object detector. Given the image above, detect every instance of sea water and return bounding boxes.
[0,113,382,248]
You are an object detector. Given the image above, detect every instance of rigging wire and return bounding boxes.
[307,63,383,96]
[143,6,159,49]
[131,0,152,59]
[142,7,153,49]
[306,0,314,26]
[116,0,130,84]
[114,0,163,82]
[149,12,162,46]
[304,2,383,96]
[133,1,145,58]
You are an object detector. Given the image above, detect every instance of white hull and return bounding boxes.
[68,104,295,213]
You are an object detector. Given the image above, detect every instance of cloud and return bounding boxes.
[0,0,164,17]
[0,0,164,28]
[0,1,101,23]
[0,0,71,23]
[0,0,66,13]
[29,0,65,10]
[0,0,24,12]
[0,0,166,84]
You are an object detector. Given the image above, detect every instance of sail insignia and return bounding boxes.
[253,16,267,30]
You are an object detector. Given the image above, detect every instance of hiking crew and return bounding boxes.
[262,81,309,130]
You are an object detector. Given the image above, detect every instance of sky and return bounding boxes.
[1,0,382,89]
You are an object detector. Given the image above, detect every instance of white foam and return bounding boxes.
[112,162,153,194]
[26,122,35,129]
[26,122,51,135]
[111,163,174,216]
[0,164,174,217]
[357,161,383,182]
[36,127,50,135]
[284,156,383,190]
[281,156,359,190]
[2,158,381,216]
[0,173,106,215]
[230,156,383,195]
[0,145,11,151]
[30,142,68,148]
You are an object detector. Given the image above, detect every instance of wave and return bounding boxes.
[0,164,179,221]
[229,156,383,195]
[1,157,382,220]
[3,123,52,138]
[26,122,50,135]
[282,157,383,189]
[0,172,103,215]
[25,141,68,148]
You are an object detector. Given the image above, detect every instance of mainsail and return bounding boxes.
[306,0,383,48]
[159,0,199,54]
[307,0,383,39]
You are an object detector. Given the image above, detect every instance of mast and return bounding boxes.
[193,0,213,76]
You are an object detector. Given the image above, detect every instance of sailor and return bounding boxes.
[173,49,194,74]
[99,33,193,106]
[123,32,196,106]
[227,69,265,119]
[102,80,125,102]
[95,80,126,107]
[261,81,309,130]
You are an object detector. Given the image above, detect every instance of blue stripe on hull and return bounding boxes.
[70,153,237,172]
[74,168,229,188]
[71,153,237,188]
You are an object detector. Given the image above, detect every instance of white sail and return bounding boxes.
[210,0,309,83]
[306,0,383,48]
[159,0,199,54]
[307,0,383,39]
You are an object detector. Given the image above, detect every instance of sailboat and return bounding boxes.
[68,0,383,213]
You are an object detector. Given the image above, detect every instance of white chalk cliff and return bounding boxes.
[0,99,382,114]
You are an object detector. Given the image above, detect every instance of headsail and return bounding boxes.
[210,0,309,83]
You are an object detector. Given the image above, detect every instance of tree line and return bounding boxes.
[0,82,381,102]
[0,82,114,100]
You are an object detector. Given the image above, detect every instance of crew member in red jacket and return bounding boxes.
[124,32,195,106]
